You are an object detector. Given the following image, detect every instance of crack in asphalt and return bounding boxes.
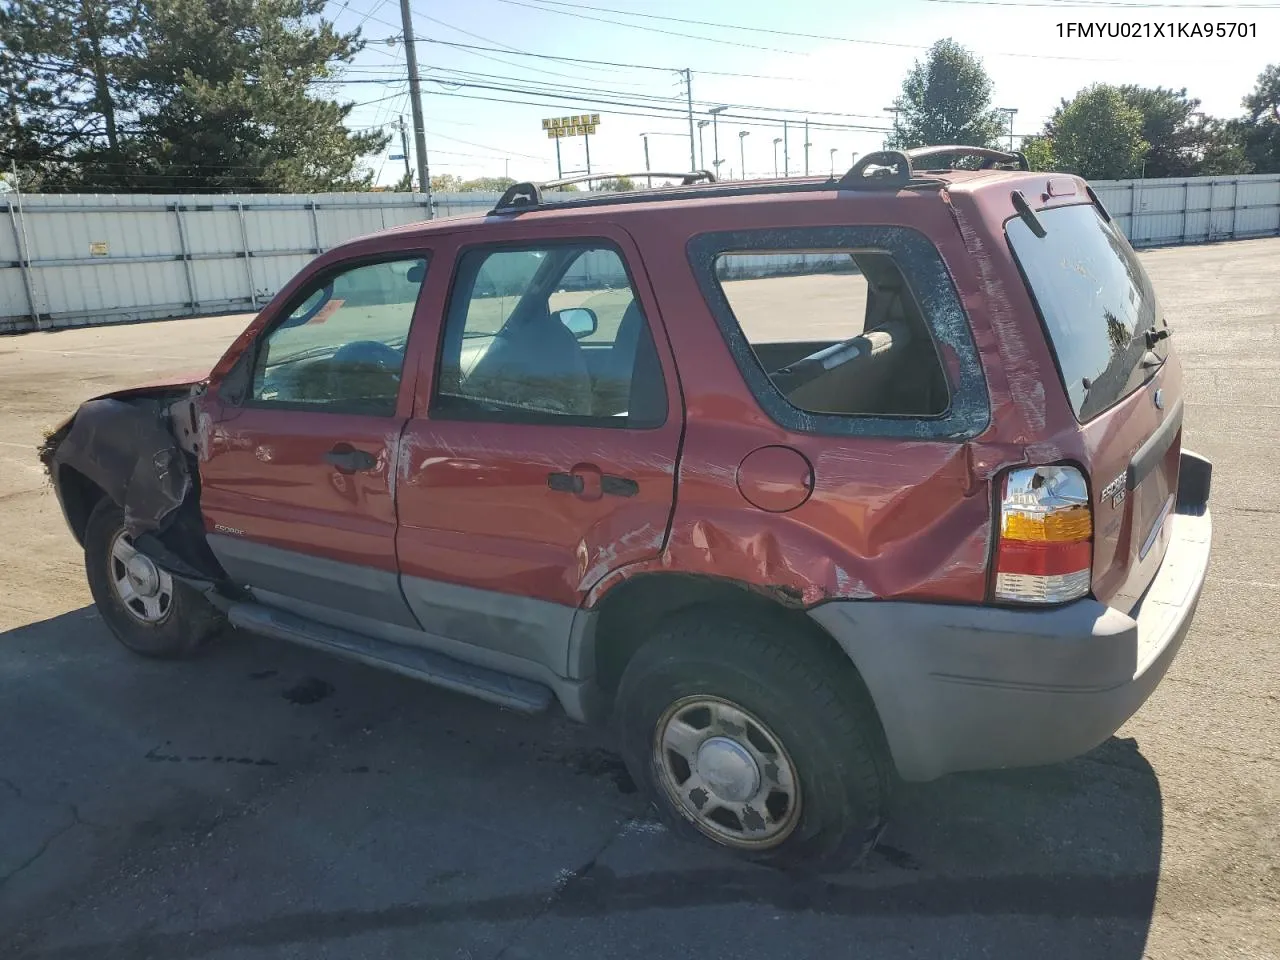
[0,804,87,893]
[489,815,633,960]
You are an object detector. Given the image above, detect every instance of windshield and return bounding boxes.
[1006,203,1170,421]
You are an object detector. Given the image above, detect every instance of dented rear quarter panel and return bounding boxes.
[589,181,1092,607]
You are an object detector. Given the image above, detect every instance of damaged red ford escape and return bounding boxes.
[41,147,1213,868]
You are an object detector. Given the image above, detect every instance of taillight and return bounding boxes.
[994,465,1093,604]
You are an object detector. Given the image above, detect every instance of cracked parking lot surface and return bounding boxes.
[2,238,1278,959]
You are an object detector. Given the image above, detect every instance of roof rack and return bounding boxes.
[836,146,1028,190]
[485,146,1029,217]
[491,170,717,214]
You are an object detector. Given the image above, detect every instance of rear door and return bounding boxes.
[1006,202,1179,611]
[394,227,682,675]
[198,254,430,629]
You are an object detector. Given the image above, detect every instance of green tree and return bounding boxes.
[597,175,636,191]
[1020,134,1057,171]
[1117,86,1204,178]
[131,0,386,192]
[1240,63,1280,173]
[1051,85,1148,180]
[0,0,143,188]
[0,0,386,192]
[1197,118,1253,175]
[887,38,1003,153]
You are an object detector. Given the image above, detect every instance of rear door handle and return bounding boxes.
[325,445,377,473]
[601,475,639,497]
[547,471,585,494]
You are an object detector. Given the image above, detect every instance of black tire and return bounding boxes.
[614,610,891,871]
[83,498,222,659]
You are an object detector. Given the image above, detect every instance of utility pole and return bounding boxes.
[642,134,651,187]
[399,0,432,217]
[697,120,709,170]
[682,69,696,172]
[803,119,811,176]
[829,147,837,177]
[709,105,726,178]
[554,136,562,178]
[585,131,592,175]
[397,115,412,186]
[772,138,781,178]
[783,120,789,177]
[738,130,749,180]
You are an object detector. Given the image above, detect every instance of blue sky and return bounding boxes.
[322,0,1280,185]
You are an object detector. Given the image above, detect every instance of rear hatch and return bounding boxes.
[1006,201,1179,613]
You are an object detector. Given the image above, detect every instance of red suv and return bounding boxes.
[43,147,1213,868]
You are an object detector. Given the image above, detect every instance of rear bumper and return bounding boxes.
[810,451,1212,782]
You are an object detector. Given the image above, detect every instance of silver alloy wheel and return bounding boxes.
[108,530,174,624]
[652,695,802,849]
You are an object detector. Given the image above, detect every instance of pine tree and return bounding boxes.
[0,0,388,191]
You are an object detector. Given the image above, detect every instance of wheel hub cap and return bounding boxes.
[696,736,760,803]
[652,695,802,850]
[125,554,160,596]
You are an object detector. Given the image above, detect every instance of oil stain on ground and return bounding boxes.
[282,677,335,705]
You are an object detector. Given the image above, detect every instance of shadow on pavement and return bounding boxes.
[1,608,1162,959]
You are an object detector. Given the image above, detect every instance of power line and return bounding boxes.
[495,0,809,54]
[411,38,806,80]
[338,64,908,122]
[503,0,1185,62]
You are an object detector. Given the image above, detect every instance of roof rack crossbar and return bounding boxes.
[904,145,1030,171]
[490,170,717,214]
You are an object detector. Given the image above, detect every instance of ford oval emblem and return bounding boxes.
[1153,388,1165,410]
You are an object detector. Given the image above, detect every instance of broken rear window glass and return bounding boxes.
[713,250,949,418]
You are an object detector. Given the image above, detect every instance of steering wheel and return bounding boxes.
[333,340,403,371]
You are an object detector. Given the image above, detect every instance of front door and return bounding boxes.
[199,254,430,628]
[395,234,683,675]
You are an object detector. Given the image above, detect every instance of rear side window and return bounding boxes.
[714,250,948,418]
[689,226,990,441]
[1006,203,1169,421]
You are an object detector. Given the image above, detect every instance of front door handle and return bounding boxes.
[325,444,377,473]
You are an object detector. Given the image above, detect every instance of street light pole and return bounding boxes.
[783,120,789,177]
[697,120,709,171]
[997,107,1018,152]
[829,147,837,177]
[803,118,810,176]
[882,105,900,148]
[709,106,727,178]
[642,134,651,187]
[772,138,781,178]
[738,130,749,180]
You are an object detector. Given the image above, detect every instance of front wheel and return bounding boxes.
[614,611,892,870]
[83,499,222,658]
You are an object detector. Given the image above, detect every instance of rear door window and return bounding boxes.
[1006,203,1170,421]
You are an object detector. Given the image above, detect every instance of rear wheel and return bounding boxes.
[84,499,221,658]
[614,611,891,870]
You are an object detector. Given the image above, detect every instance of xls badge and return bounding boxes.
[1099,472,1127,509]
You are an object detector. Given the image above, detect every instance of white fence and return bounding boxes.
[4,172,1278,334]
[1090,174,1280,247]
